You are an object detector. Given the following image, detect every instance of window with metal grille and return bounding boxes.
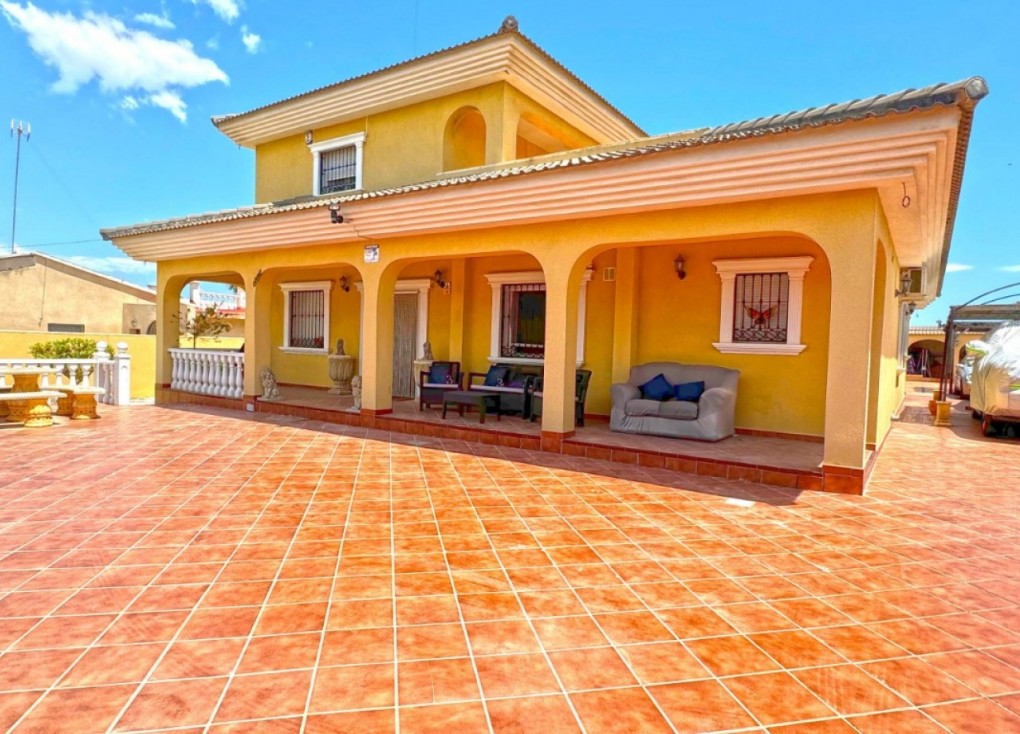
[288,290,325,349]
[733,272,790,343]
[319,145,357,194]
[500,283,546,358]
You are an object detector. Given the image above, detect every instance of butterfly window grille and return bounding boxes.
[733,273,789,343]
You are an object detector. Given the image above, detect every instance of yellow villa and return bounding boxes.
[102,18,986,494]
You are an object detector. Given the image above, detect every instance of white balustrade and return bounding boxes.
[168,348,244,399]
[0,342,132,406]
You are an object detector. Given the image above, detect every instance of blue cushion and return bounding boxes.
[639,373,674,401]
[674,380,705,402]
[429,363,454,384]
[483,365,509,387]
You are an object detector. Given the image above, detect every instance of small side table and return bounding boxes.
[441,390,501,424]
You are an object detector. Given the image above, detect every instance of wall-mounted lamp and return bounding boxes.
[433,269,451,294]
[304,130,313,145]
[130,318,138,329]
[673,254,687,280]
[895,270,913,298]
[328,203,344,224]
[338,275,350,293]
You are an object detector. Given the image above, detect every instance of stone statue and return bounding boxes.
[260,367,281,401]
[422,340,434,361]
[334,338,346,356]
[350,375,362,411]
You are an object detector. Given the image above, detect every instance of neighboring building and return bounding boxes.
[103,18,987,493]
[0,251,157,334]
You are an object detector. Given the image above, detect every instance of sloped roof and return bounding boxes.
[102,76,987,241]
[0,251,156,301]
[212,16,644,146]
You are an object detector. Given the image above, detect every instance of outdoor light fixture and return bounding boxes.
[433,269,447,288]
[338,275,350,292]
[895,270,913,298]
[328,204,344,224]
[673,254,687,280]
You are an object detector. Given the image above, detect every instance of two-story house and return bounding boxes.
[102,17,987,493]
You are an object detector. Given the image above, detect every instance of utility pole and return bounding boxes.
[9,120,31,255]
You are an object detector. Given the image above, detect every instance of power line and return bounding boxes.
[19,238,106,249]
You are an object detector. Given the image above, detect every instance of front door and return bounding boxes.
[392,292,418,398]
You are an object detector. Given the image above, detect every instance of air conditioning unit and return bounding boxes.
[900,267,923,296]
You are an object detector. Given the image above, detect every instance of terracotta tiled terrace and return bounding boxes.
[0,405,1018,733]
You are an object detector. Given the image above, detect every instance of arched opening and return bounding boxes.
[443,107,486,171]
[907,338,945,378]
[146,321,157,335]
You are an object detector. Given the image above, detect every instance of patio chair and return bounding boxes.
[419,361,462,411]
[529,369,592,427]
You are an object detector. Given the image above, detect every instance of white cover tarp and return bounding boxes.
[968,321,1020,419]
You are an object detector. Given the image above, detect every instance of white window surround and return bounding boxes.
[309,132,366,196]
[279,280,332,354]
[354,279,431,374]
[713,256,813,356]
[484,270,593,366]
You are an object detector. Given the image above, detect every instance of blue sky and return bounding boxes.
[1,0,1017,322]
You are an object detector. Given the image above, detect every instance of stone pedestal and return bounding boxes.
[933,400,953,427]
[412,359,433,410]
[328,355,356,395]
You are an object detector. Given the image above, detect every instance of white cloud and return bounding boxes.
[999,265,1020,273]
[1,2,227,122]
[191,0,240,22]
[66,255,156,277]
[240,24,260,54]
[945,263,974,273]
[206,35,219,50]
[134,12,174,29]
[121,95,140,110]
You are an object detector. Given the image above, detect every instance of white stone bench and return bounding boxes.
[0,391,64,427]
[55,386,106,420]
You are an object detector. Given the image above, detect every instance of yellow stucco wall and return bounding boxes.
[0,330,156,400]
[0,258,155,334]
[152,191,898,460]
[254,82,599,203]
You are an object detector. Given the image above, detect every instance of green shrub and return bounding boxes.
[28,337,114,360]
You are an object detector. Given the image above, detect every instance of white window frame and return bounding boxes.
[713,256,813,356]
[279,280,332,354]
[309,132,366,196]
[484,270,592,366]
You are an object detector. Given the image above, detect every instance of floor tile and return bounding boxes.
[722,670,834,725]
[14,684,135,734]
[794,664,909,715]
[60,643,165,687]
[474,653,561,698]
[649,679,757,732]
[399,701,488,733]
[549,646,636,691]
[114,677,228,730]
[398,657,480,705]
[214,669,313,722]
[570,687,673,733]
[309,663,394,712]
[487,694,582,733]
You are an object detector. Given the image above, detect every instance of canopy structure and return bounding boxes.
[939,284,1020,397]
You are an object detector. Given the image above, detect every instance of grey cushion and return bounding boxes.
[659,400,698,420]
[625,399,662,417]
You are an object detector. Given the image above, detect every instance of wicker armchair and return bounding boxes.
[419,361,462,411]
[529,369,592,426]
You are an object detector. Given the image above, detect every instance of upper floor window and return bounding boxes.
[713,257,813,355]
[309,132,365,196]
[279,281,332,354]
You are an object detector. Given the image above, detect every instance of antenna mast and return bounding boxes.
[9,120,31,255]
